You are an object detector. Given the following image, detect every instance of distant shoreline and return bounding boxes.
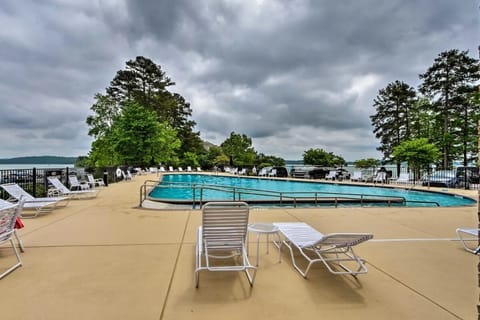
[0,156,76,165]
[0,164,74,170]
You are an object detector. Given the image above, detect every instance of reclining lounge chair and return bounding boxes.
[87,174,105,188]
[1,183,68,218]
[456,228,479,254]
[273,222,373,278]
[195,201,256,288]
[0,195,57,219]
[47,177,99,199]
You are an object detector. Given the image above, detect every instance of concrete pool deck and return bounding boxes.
[0,172,478,319]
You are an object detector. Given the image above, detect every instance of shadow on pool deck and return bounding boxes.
[0,173,477,320]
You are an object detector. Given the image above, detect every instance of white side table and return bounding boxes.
[248,223,282,266]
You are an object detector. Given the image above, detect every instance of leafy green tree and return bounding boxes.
[88,135,119,167]
[213,154,230,167]
[220,132,256,166]
[181,152,199,168]
[256,154,285,167]
[203,146,225,169]
[106,56,202,157]
[353,158,381,169]
[370,80,417,172]
[392,138,441,180]
[419,49,479,168]
[111,102,180,166]
[303,148,346,167]
[86,94,119,138]
[75,156,90,168]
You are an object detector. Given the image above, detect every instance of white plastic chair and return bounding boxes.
[325,170,337,180]
[456,228,479,254]
[68,175,90,190]
[0,200,23,279]
[274,222,373,278]
[350,171,362,181]
[195,202,256,288]
[87,174,105,188]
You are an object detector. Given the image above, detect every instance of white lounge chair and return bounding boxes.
[350,171,362,182]
[273,222,373,278]
[373,171,387,184]
[195,202,256,288]
[0,195,60,218]
[86,174,105,188]
[68,175,90,190]
[1,183,69,210]
[393,173,410,184]
[187,166,192,172]
[121,170,133,181]
[268,168,277,177]
[456,228,479,254]
[325,170,337,180]
[47,177,99,199]
[149,167,158,173]
[196,167,202,172]
[169,166,174,172]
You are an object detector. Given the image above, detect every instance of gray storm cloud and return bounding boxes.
[0,0,477,160]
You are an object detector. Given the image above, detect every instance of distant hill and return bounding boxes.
[0,156,77,164]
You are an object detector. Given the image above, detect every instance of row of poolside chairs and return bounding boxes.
[0,175,103,218]
[150,166,202,173]
[349,171,411,184]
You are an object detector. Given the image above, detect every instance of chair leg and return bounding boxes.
[14,230,24,252]
[0,239,22,279]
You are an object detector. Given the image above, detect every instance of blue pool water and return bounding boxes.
[148,174,476,207]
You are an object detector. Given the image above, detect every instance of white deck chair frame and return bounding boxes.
[393,173,410,184]
[350,171,362,182]
[1,183,68,218]
[0,201,23,279]
[86,174,105,188]
[0,197,58,219]
[0,199,25,252]
[68,175,90,190]
[273,222,373,278]
[325,170,336,180]
[195,202,256,288]
[47,177,99,199]
[456,228,479,254]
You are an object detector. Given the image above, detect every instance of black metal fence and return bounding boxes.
[0,167,118,199]
[288,165,479,190]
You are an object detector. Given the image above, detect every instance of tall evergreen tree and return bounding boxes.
[106,56,203,154]
[419,49,479,168]
[370,80,417,172]
[86,56,204,166]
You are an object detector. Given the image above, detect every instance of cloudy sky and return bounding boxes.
[0,0,478,161]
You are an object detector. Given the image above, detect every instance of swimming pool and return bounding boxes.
[147,174,476,208]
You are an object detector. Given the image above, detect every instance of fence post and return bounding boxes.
[32,167,37,197]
